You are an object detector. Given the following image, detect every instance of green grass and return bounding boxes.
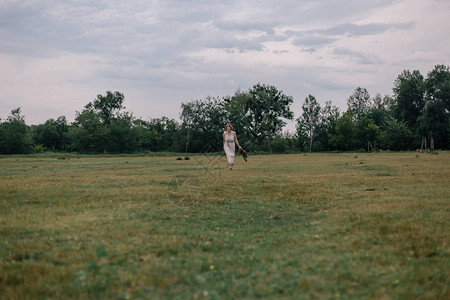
[0,152,449,299]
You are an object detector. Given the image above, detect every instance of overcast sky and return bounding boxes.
[1,0,449,131]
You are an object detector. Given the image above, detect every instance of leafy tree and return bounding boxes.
[227,83,294,149]
[93,91,125,124]
[372,93,394,111]
[223,90,249,146]
[379,119,413,150]
[347,87,371,121]
[328,112,356,151]
[418,99,449,150]
[147,117,181,152]
[417,65,450,150]
[269,132,296,153]
[297,95,321,152]
[133,119,159,152]
[69,91,139,153]
[180,97,227,152]
[0,108,31,154]
[368,93,394,127]
[356,117,380,151]
[294,125,309,152]
[165,118,183,152]
[179,102,195,152]
[31,116,69,151]
[424,65,450,111]
[69,106,109,152]
[392,70,425,130]
[316,100,341,151]
[107,113,137,153]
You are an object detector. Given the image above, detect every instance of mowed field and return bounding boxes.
[0,152,449,299]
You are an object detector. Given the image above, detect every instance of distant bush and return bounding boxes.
[32,144,45,153]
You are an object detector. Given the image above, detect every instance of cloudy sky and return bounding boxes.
[1,0,449,131]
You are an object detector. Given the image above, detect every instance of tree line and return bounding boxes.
[1,65,449,154]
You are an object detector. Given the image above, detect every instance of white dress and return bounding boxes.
[223,132,235,164]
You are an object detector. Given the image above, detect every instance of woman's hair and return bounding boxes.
[225,123,233,130]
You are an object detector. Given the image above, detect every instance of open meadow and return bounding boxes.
[0,152,449,299]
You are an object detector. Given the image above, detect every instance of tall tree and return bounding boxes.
[294,125,309,152]
[379,119,413,151]
[328,112,356,151]
[133,119,159,152]
[0,108,31,154]
[69,105,108,152]
[107,112,137,153]
[93,91,125,124]
[424,65,450,110]
[418,99,449,150]
[347,87,371,121]
[227,83,293,148]
[392,70,425,130]
[180,97,226,152]
[356,117,380,151]
[31,116,69,151]
[223,90,248,138]
[317,100,341,151]
[369,93,394,127]
[180,102,195,152]
[147,117,181,152]
[297,95,321,152]
[69,91,128,153]
[420,64,450,149]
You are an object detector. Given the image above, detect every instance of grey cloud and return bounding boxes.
[236,41,265,52]
[213,19,277,35]
[0,1,410,61]
[286,21,414,49]
[292,35,337,47]
[302,48,316,53]
[225,42,265,53]
[0,0,278,63]
[319,22,415,36]
[332,48,382,65]
[0,0,398,90]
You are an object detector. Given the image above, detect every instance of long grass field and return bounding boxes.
[0,152,449,299]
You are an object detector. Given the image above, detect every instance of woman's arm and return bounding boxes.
[234,132,242,149]
[223,133,226,145]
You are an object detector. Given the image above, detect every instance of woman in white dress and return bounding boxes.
[223,123,242,170]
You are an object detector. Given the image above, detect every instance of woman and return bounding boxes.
[223,123,242,170]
